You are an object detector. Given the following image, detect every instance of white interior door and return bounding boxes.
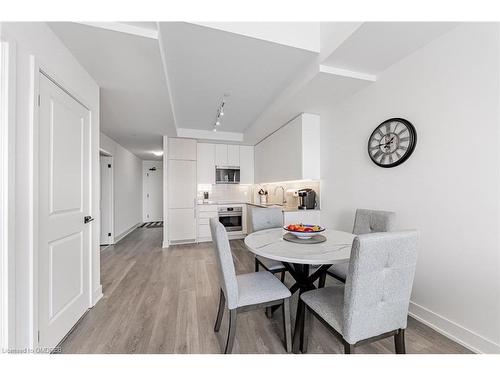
[144,166,163,222]
[100,156,113,244]
[38,73,91,349]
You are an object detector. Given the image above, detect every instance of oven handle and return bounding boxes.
[218,213,242,217]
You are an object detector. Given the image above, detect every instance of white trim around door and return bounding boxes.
[0,32,16,352]
[29,57,100,351]
[99,150,114,246]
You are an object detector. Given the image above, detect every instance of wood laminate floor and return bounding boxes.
[60,227,472,354]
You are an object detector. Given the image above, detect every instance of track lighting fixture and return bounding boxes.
[212,97,228,132]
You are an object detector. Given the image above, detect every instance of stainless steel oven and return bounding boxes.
[218,206,243,232]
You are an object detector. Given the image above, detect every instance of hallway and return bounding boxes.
[59,228,470,354]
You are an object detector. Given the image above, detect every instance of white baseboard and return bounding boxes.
[114,222,141,244]
[92,285,103,306]
[162,241,169,248]
[409,301,500,354]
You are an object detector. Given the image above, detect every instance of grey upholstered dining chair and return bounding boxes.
[298,231,418,354]
[319,209,396,286]
[209,218,292,354]
[250,206,287,282]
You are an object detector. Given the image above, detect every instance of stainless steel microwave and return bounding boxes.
[215,166,240,184]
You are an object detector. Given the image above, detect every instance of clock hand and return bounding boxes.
[381,139,395,147]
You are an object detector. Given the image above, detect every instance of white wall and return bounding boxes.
[320,23,500,353]
[100,133,142,240]
[1,22,101,349]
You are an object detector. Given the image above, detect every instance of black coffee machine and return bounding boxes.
[298,188,316,210]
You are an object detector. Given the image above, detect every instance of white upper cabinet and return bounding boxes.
[197,143,216,185]
[198,142,254,184]
[168,138,197,160]
[239,145,254,184]
[215,144,228,166]
[227,145,240,167]
[254,113,320,183]
[215,144,240,167]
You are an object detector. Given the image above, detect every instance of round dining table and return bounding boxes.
[244,227,355,352]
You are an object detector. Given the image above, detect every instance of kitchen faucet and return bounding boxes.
[274,186,286,205]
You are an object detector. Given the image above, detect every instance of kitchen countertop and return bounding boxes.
[197,200,320,212]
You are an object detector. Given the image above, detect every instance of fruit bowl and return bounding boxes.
[284,224,325,240]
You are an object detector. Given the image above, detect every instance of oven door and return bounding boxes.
[218,212,242,232]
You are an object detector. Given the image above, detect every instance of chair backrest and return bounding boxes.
[209,218,239,309]
[342,231,418,344]
[250,206,283,232]
[352,209,396,235]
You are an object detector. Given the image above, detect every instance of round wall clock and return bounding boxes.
[368,118,417,168]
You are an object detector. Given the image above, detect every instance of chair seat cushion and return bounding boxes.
[256,256,285,271]
[327,261,349,280]
[237,271,291,308]
[301,285,345,334]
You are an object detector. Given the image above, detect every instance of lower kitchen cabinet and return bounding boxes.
[197,204,218,242]
[169,208,196,244]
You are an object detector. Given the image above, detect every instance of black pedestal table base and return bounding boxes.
[281,262,332,353]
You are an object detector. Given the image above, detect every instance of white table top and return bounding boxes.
[244,228,355,265]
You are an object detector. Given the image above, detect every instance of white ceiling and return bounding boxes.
[158,22,317,133]
[48,21,459,158]
[48,22,174,160]
[245,22,459,144]
[323,22,459,75]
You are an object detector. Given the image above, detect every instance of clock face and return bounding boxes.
[368,118,417,168]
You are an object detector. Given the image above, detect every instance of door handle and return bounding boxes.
[84,216,94,224]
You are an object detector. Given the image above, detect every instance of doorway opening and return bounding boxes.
[100,150,114,250]
[142,161,163,228]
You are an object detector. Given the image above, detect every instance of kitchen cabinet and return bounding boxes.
[197,205,218,242]
[254,113,320,183]
[198,142,254,185]
[239,145,254,184]
[215,144,228,166]
[215,144,240,167]
[227,145,240,166]
[167,138,197,245]
[197,143,215,185]
[169,208,196,243]
[168,160,196,208]
[168,138,197,160]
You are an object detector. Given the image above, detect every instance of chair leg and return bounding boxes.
[300,306,313,353]
[318,273,326,288]
[280,270,286,283]
[224,309,238,354]
[254,257,259,272]
[292,299,306,353]
[266,306,273,319]
[282,299,292,353]
[214,289,225,332]
[394,329,406,354]
[344,342,355,354]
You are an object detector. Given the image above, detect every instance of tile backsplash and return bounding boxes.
[254,181,321,209]
[197,180,321,209]
[197,184,253,203]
